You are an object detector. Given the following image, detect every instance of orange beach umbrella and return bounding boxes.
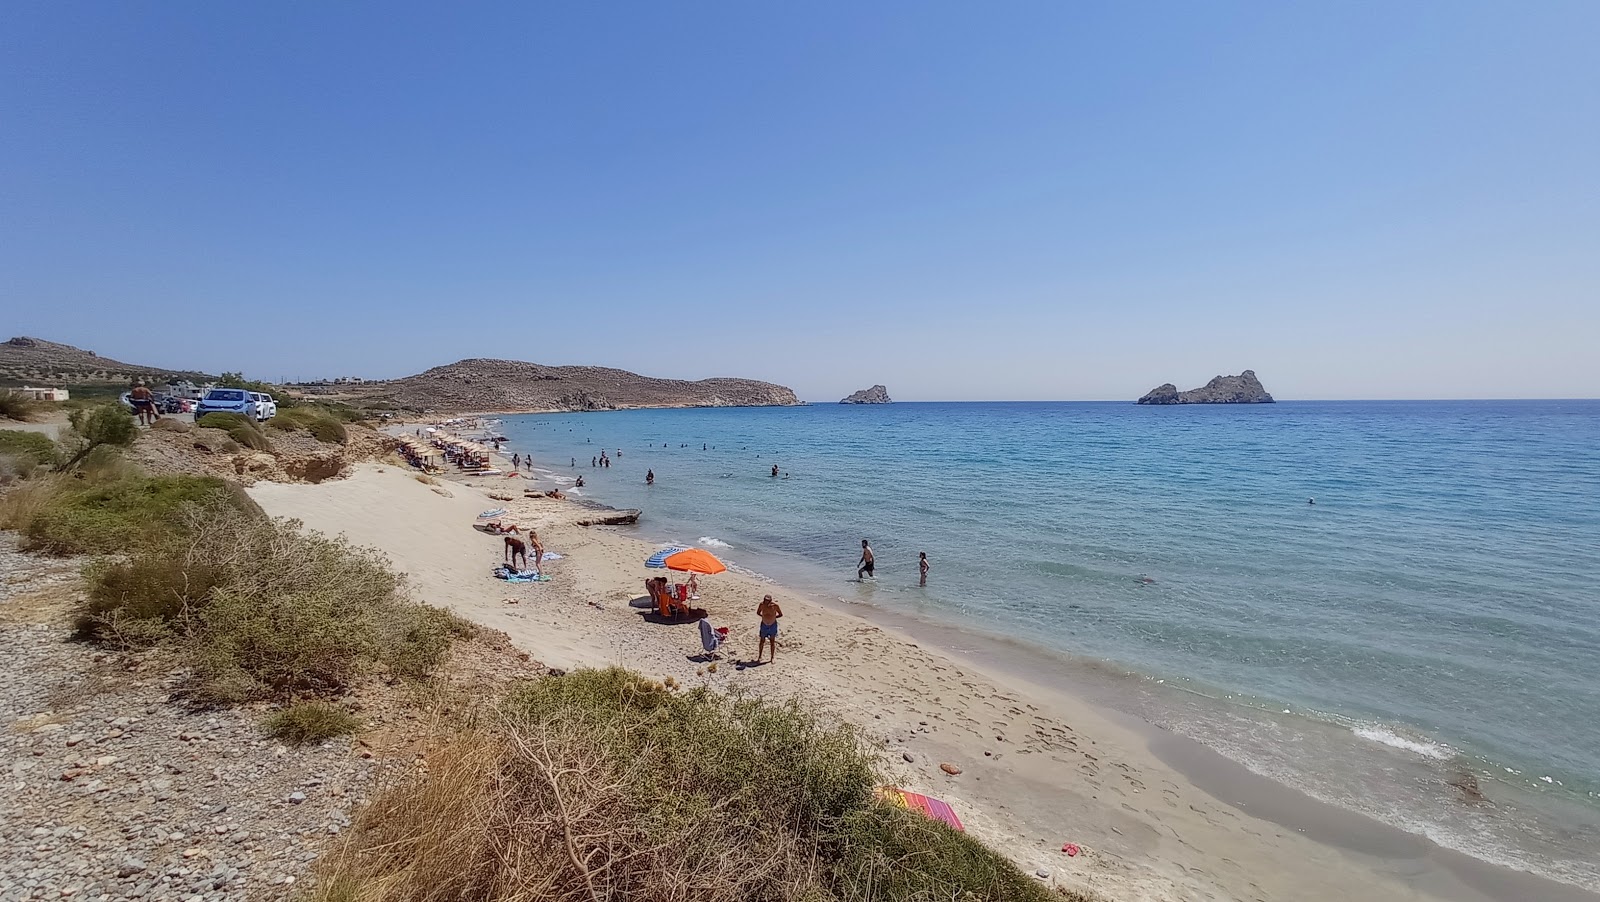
[660,548,727,575]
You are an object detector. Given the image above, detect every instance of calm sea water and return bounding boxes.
[496,401,1600,889]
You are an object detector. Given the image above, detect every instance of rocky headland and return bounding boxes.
[840,385,891,404]
[1137,370,1274,404]
[301,358,800,415]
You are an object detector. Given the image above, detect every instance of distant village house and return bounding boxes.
[19,386,69,401]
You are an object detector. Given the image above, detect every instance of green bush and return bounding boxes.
[22,475,247,555]
[0,390,46,422]
[262,702,361,745]
[269,406,349,444]
[0,430,59,466]
[195,413,271,451]
[58,404,137,470]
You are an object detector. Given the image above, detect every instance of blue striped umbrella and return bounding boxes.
[645,547,688,568]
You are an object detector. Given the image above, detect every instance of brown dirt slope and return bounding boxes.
[0,337,213,387]
[304,357,800,413]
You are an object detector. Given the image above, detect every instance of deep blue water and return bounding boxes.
[494,400,1600,888]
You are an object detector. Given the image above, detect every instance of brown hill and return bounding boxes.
[299,357,800,413]
[0,337,213,386]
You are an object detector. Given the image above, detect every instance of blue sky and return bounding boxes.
[3,2,1597,401]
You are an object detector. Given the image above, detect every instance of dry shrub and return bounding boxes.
[0,475,69,529]
[262,701,361,745]
[0,429,60,466]
[315,668,1059,902]
[0,390,46,422]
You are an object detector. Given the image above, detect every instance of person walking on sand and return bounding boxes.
[857,539,875,580]
[504,534,527,570]
[756,594,783,663]
[512,453,520,468]
[919,551,929,587]
[529,529,545,576]
[646,469,655,485]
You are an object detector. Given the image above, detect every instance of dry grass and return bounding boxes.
[0,390,46,422]
[313,668,1062,902]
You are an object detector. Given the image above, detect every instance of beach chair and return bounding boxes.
[697,619,728,659]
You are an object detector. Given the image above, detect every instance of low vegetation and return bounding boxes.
[15,474,248,555]
[313,668,1062,902]
[268,405,349,444]
[0,430,60,480]
[58,403,138,470]
[77,501,462,703]
[0,389,46,421]
[195,412,271,451]
[262,702,361,745]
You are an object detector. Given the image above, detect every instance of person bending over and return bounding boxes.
[504,535,527,570]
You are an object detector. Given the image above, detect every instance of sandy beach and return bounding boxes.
[248,458,1598,902]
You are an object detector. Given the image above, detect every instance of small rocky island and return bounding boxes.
[840,385,892,404]
[1137,370,1274,404]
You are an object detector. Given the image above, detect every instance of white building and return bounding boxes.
[20,386,69,401]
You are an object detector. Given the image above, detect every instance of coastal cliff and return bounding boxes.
[1138,370,1275,404]
[840,385,891,404]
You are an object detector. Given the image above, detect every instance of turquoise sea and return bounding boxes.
[497,400,1600,891]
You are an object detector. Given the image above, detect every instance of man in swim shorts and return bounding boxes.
[857,539,875,580]
[129,381,159,426]
[504,535,527,570]
[756,594,783,663]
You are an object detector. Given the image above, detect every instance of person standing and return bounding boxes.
[529,529,545,576]
[129,381,159,426]
[646,469,655,485]
[756,594,783,664]
[857,539,875,580]
[919,551,929,586]
[512,453,521,468]
[771,464,779,478]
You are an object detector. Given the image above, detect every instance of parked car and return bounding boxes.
[194,388,258,420]
[250,392,278,421]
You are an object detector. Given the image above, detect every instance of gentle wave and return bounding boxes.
[697,536,733,548]
[1353,726,1455,760]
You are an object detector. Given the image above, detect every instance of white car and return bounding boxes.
[250,392,278,421]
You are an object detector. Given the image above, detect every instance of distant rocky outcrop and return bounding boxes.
[840,385,891,404]
[1137,371,1274,404]
[318,358,800,414]
[0,337,212,386]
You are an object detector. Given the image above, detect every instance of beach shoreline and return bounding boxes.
[248,435,1600,902]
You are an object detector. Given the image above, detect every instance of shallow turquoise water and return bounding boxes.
[497,400,1600,888]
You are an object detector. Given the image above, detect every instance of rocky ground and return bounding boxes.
[0,533,542,902]
[126,422,392,486]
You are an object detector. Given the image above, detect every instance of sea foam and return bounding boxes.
[1353,726,1454,761]
[697,536,733,548]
